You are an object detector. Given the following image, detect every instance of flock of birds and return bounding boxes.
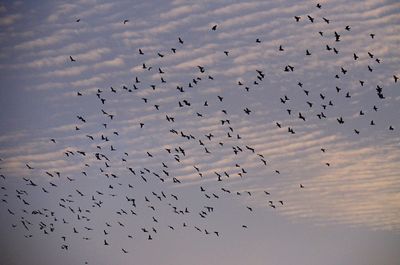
[0,2,398,262]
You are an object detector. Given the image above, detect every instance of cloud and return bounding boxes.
[47,3,77,22]
[1,0,400,243]
[71,76,103,87]
[0,4,7,13]
[160,4,201,20]
[43,65,89,78]
[0,13,21,26]
[15,32,69,50]
[93,57,124,69]
[24,47,110,68]
[26,81,67,91]
[75,2,115,18]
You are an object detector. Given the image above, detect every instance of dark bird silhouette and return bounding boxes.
[211,24,217,30]
[69,56,76,62]
[298,112,306,121]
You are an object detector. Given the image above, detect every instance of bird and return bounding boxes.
[334,31,340,41]
[298,112,306,121]
[211,24,217,30]
[123,19,129,24]
[69,56,76,62]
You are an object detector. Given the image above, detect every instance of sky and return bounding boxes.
[0,0,399,264]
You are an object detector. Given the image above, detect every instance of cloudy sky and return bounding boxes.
[0,0,399,264]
